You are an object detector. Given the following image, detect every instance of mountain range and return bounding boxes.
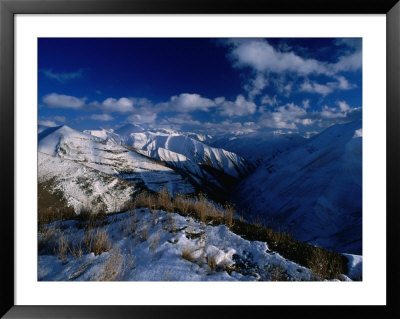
[38,120,362,254]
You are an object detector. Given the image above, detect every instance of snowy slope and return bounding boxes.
[38,152,134,213]
[209,131,305,165]
[83,124,250,195]
[38,208,358,281]
[233,120,362,254]
[110,124,249,179]
[38,125,195,195]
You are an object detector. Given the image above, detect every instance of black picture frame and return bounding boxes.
[1,0,399,318]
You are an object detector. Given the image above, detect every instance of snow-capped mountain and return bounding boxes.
[38,152,135,213]
[112,124,249,177]
[208,131,305,165]
[38,125,195,199]
[233,120,362,254]
[86,124,250,196]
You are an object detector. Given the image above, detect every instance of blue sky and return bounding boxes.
[38,38,362,136]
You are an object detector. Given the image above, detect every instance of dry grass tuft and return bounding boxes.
[307,247,344,280]
[149,232,161,252]
[83,228,112,255]
[98,248,124,281]
[224,203,234,228]
[268,263,290,281]
[138,224,149,242]
[58,233,69,264]
[182,246,195,263]
[38,225,61,254]
[207,253,218,272]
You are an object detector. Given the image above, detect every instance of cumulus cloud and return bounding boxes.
[157,93,216,112]
[300,81,334,96]
[228,39,362,76]
[52,116,67,122]
[41,69,83,83]
[100,97,135,113]
[338,100,351,112]
[229,40,329,75]
[126,109,157,124]
[320,106,348,119]
[335,38,362,51]
[43,93,87,109]
[224,39,361,100]
[161,114,202,126]
[202,120,257,135]
[259,103,308,129]
[257,100,360,131]
[261,94,278,107]
[336,75,356,90]
[89,114,114,121]
[38,120,58,127]
[332,51,362,72]
[245,73,268,100]
[219,95,257,117]
[300,75,356,96]
[302,99,310,109]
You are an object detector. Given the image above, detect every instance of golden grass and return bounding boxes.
[182,246,195,262]
[83,227,112,256]
[98,248,124,281]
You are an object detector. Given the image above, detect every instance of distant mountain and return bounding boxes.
[85,124,251,198]
[233,120,362,254]
[38,125,195,197]
[208,131,305,165]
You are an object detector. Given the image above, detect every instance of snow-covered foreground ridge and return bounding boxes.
[38,207,361,281]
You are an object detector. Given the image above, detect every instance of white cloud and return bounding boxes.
[158,93,216,112]
[245,73,268,100]
[300,81,334,96]
[336,75,356,90]
[38,120,58,127]
[302,99,310,109]
[335,38,362,51]
[53,116,66,122]
[300,118,314,125]
[100,97,135,113]
[43,93,87,109]
[229,39,362,76]
[338,101,351,112]
[214,97,226,104]
[259,103,307,129]
[300,75,356,96]
[41,69,83,83]
[332,51,362,72]
[126,111,157,124]
[320,105,348,119]
[89,114,114,122]
[203,120,257,135]
[161,114,202,126]
[225,39,361,100]
[261,94,278,107]
[230,40,329,75]
[219,95,257,117]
